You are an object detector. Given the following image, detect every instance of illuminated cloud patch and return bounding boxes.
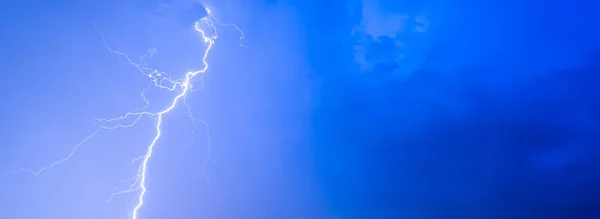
[352,0,428,76]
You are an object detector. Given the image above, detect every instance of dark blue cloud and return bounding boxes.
[313,48,600,218]
[305,0,600,217]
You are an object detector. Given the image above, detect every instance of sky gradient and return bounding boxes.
[2,0,600,218]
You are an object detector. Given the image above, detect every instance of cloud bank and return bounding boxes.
[311,0,600,218]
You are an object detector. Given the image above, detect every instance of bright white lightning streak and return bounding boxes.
[18,10,246,219]
[127,19,217,219]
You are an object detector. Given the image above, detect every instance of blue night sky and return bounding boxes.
[1,0,600,218]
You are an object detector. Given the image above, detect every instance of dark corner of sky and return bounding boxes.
[309,0,600,218]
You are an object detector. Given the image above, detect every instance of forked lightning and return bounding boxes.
[17,8,246,219]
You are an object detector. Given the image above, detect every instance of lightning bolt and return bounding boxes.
[16,8,246,219]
